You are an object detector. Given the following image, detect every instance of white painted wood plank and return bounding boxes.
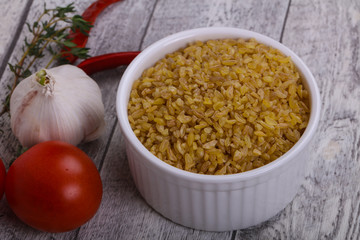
[141,0,289,49]
[85,0,155,56]
[234,0,360,238]
[0,0,31,67]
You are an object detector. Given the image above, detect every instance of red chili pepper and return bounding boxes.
[64,0,124,63]
[65,0,141,74]
[77,51,140,75]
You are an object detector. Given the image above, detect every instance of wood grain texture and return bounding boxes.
[0,0,359,239]
[234,0,360,239]
[285,0,360,239]
[141,0,289,49]
[0,0,32,70]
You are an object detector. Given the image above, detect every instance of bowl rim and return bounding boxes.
[116,27,321,184]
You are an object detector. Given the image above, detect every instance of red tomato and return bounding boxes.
[5,141,102,232]
[0,158,5,200]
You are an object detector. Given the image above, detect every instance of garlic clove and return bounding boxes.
[10,64,105,147]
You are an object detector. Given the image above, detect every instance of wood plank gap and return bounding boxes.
[350,192,360,239]
[279,0,291,43]
[0,0,34,80]
[97,119,119,174]
[73,228,81,240]
[230,230,237,240]
[138,0,160,50]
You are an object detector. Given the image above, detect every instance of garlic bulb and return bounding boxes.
[10,64,105,147]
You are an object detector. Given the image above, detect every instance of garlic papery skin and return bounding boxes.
[10,64,105,147]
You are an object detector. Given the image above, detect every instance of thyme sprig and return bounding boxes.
[1,3,92,116]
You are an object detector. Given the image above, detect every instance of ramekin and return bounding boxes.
[116,27,321,231]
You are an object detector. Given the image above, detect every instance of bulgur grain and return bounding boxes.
[128,38,310,175]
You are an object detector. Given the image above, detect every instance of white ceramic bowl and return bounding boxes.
[116,27,321,231]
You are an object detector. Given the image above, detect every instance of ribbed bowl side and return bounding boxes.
[125,142,308,231]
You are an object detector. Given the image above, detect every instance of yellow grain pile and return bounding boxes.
[128,38,310,175]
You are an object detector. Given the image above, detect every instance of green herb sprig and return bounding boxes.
[1,3,92,116]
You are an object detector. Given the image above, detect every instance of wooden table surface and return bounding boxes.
[0,0,359,239]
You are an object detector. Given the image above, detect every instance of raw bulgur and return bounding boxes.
[128,38,310,175]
